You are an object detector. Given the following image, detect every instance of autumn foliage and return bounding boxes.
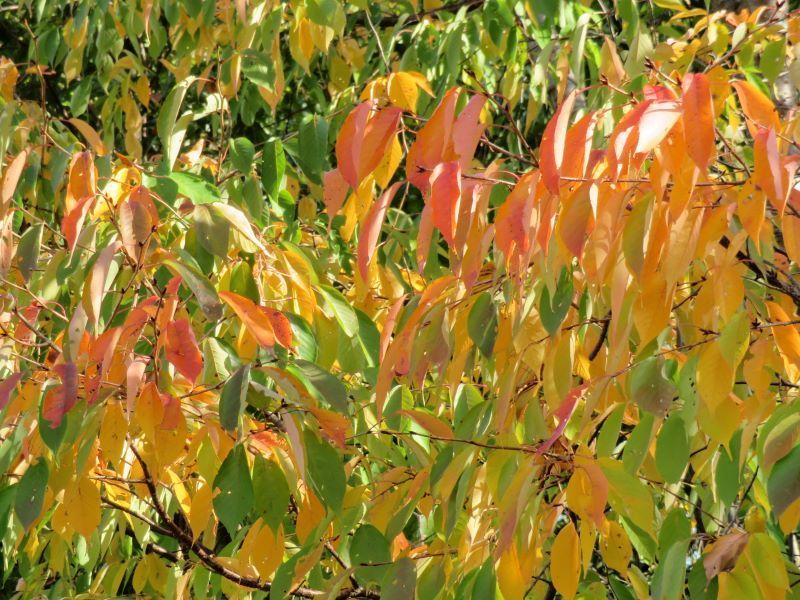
[0,0,799,599]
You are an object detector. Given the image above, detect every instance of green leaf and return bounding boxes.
[656,414,689,484]
[15,224,43,282]
[350,524,391,583]
[212,444,253,533]
[296,116,328,185]
[219,365,250,432]
[622,411,654,475]
[382,557,417,600]
[767,444,800,517]
[599,458,656,539]
[157,77,196,170]
[468,292,498,357]
[262,139,285,202]
[193,204,230,257]
[658,508,691,559]
[162,255,223,320]
[169,172,222,205]
[229,137,255,173]
[303,429,345,513]
[15,459,48,530]
[651,539,689,600]
[252,456,290,531]
[539,268,573,336]
[70,79,93,117]
[288,359,347,414]
[597,403,625,458]
[320,285,359,338]
[286,313,317,362]
[629,357,675,417]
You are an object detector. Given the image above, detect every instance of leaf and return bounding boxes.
[467,292,498,357]
[635,101,681,154]
[539,268,574,336]
[219,291,275,347]
[162,256,223,320]
[381,557,417,600]
[629,358,675,417]
[681,73,714,169]
[651,539,690,600]
[541,90,577,194]
[655,414,689,484]
[387,71,432,112]
[118,185,158,260]
[303,428,345,513]
[429,161,460,247]
[357,181,402,280]
[600,521,632,575]
[165,319,204,384]
[219,364,250,432]
[213,445,254,533]
[68,117,108,156]
[157,77,196,169]
[537,384,589,454]
[169,172,222,205]
[1,149,27,217]
[0,373,21,411]
[288,359,347,413]
[703,531,749,581]
[319,285,358,338]
[731,80,780,135]
[297,115,328,185]
[350,524,391,582]
[767,444,800,518]
[766,301,800,371]
[43,362,78,428]
[261,139,285,201]
[753,127,783,210]
[229,137,255,173]
[551,521,580,600]
[15,459,48,530]
[15,223,43,282]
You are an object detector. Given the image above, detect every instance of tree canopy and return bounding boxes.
[0,0,799,598]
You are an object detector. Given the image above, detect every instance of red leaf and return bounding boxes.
[0,373,21,411]
[357,181,403,281]
[429,162,461,247]
[165,319,203,384]
[43,362,79,428]
[682,73,715,169]
[540,90,577,195]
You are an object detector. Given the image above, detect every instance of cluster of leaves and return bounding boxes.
[0,0,799,599]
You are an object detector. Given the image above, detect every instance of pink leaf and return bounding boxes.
[536,383,589,454]
[0,373,22,411]
[540,90,577,195]
[357,182,403,281]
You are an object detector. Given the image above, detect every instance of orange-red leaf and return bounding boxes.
[537,383,589,454]
[406,88,459,191]
[429,162,461,246]
[0,373,21,411]
[219,291,275,348]
[119,186,159,260]
[323,168,349,220]
[165,319,203,384]
[357,181,403,280]
[335,103,401,190]
[335,102,370,188]
[261,307,294,349]
[682,73,715,169]
[43,362,79,428]
[1,149,27,217]
[753,127,784,211]
[540,90,576,195]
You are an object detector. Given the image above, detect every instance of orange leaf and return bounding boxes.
[323,168,349,220]
[165,319,203,384]
[753,127,784,211]
[261,307,294,349]
[62,194,95,252]
[429,162,461,246]
[357,181,403,281]
[731,80,780,136]
[495,172,537,260]
[682,73,715,169]
[219,291,275,348]
[766,301,800,372]
[357,106,402,183]
[335,103,401,190]
[68,117,109,156]
[335,102,370,188]
[118,186,159,260]
[1,149,27,218]
[540,90,576,195]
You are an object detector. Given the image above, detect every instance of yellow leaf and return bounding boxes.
[599,520,632,574]
[697,342,734,411]
[551,521,581,600]
[68,118,108,156]
[766,301,800,376]
[189,482,213,540]
[100,401,127,466]
[497,546,526,600]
